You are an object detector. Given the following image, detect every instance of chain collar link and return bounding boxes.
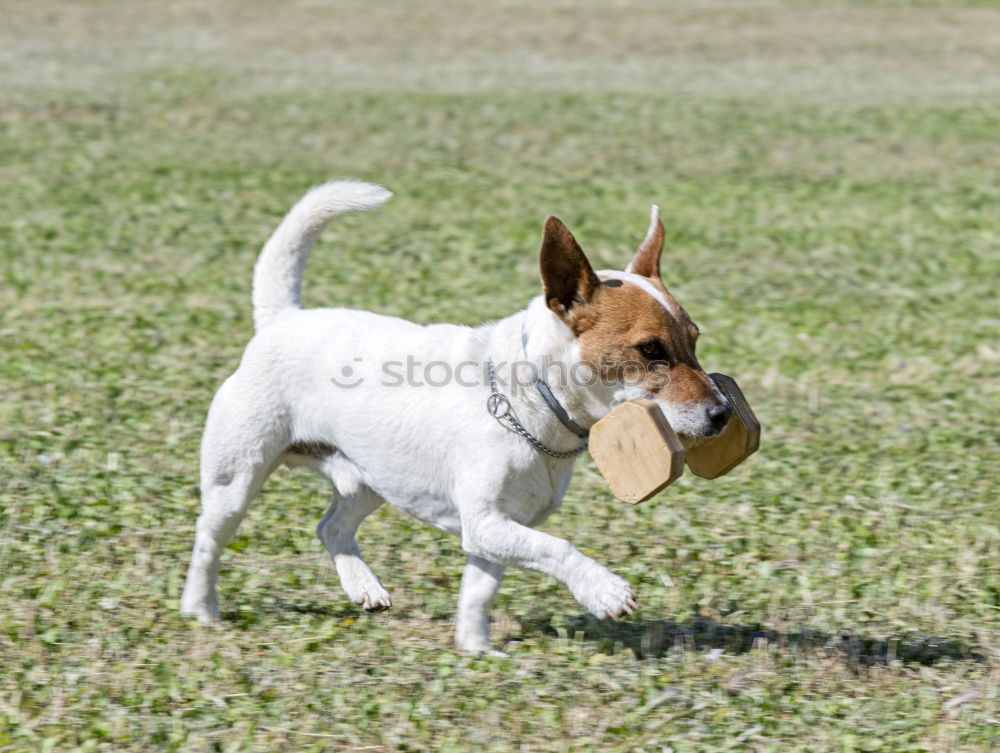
[486,359,588,459]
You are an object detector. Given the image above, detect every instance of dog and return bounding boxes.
[180,181,731,653]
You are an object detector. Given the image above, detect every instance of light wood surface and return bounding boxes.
[590,375,760,502]
[684,373,761,479]
[589,398,686,504]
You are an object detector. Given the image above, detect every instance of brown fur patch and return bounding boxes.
[628,214,665,278]
[573,276,719,406]
[535,214,716,409]
[539,216,600,315]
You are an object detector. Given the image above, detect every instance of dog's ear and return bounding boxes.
[539,216,600,316]
[625,205,664,279]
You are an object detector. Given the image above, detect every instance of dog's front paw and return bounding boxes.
[355,585,392,612]
[455,636,509,657]
[181,594,219,625]
[180,582,221,624]
[345,580,392,612]
[571,563,637,619]
[338,561,393,612]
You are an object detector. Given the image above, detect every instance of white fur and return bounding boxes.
[252,180,392,330]
[597,269,677,317]
[179,181,728,652]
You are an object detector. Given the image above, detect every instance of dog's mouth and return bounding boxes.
[678,415,731,445]
[636,396,730,446]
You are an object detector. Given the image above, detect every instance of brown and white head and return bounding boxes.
[537,206,731,441]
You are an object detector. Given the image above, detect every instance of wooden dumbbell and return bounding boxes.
[588,398,685,504]
[684,374,760,479]
[588,374,760,504]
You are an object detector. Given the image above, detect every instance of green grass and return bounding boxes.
[1,1,999,751]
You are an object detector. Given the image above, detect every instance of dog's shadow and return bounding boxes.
[223,599,361,625]
[243,601,982,665]
[517,613,984,666]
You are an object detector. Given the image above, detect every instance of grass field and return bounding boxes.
[2,1,999,751]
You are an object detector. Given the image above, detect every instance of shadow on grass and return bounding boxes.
[221,599,362,625]
[518,613,985,666]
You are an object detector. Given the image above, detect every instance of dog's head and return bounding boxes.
[539,208,731,439]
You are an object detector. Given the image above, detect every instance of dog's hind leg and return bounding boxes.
[455,554,507,655]
[316,482,391,612]
[180,381,287,623]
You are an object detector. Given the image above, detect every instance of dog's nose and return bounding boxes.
[708,402,732,433]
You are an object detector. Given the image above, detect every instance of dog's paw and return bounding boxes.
[180,585,221,624]
[572,564,637,620]
[180,600,221,624]
[346,580,392,612]
[455,634,508,657]
[357,588,392,613]
[465,647,510,658]
[339,561,393,612]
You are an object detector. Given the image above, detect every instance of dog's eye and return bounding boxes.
[637,340,670,364]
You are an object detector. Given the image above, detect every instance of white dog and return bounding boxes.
[180,181,730,653]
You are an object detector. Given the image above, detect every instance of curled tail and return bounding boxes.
[251,180,392,330]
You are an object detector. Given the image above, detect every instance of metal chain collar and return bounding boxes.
[486,359,588,459]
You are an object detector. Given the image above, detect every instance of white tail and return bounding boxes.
[251,180,393,330]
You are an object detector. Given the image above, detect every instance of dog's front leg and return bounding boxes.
[455,555,507,655]
[462,514,637,620]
